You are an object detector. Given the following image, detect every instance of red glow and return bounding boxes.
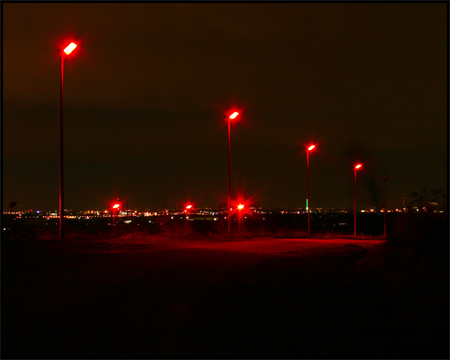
[229,112,239,120]
[63,42,77,55]
[238,204,244,210]
[307,145,316,151]
[112,203,120,209]
[186,205,193,210]
[355,164,362,170]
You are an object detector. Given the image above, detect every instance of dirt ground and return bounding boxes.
[2,236,448,358]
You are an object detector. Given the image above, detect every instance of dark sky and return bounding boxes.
[3,3,448,212]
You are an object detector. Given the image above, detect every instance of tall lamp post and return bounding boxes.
[227,111,239,234]
[112,203,120,229]
[8,201,18,238]
[383,177,389,238]
[354,163,363,238]
[58,42,77,239]
[306,144,315,236]
[185,204,193,233]
[237,203,244,233]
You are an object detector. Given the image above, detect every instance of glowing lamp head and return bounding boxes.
[237,204,244,210]
[229,112,239,120]
[355,164,362,170]
[307,145,316,151]
[112,204,120,209]
[63,42,77,55]
[186,205,193,210]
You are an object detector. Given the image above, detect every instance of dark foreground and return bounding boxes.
[2,233,449,358]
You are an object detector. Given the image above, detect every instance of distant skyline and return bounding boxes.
[3,3,447,212]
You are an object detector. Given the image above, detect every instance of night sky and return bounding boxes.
[3,3,447,212]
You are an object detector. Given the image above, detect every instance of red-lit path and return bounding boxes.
[170,237,385,255]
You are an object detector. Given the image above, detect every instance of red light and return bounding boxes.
[113,204,120,209]
[355,164,362,170]
[307,145,316,151]
[63,42,77,55]
[186,205,193,209]
[238,204,244,210]
[229,112,239,120]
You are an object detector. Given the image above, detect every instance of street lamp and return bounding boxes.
[383,177,389,238]
[237,203,244,233]
[227,111,240,234]
[185,204,193,232]
[8,201,18,238]
[113,204,120,230]
[58,41,78,239]
[354,163,363,238]
[112,203,120,228]
[306,144,316,236]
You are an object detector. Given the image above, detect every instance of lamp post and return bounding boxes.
[354,163,363,238]
[306,144,315,236]
[227,111,239,234]
[185,204,192,233]
[8,201,17,238]
[58,42,77,240]
[237,203,244,233]
[112,203,120,228]
[383,177,389,238]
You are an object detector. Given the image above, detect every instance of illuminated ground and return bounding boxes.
[2,236,447,358]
